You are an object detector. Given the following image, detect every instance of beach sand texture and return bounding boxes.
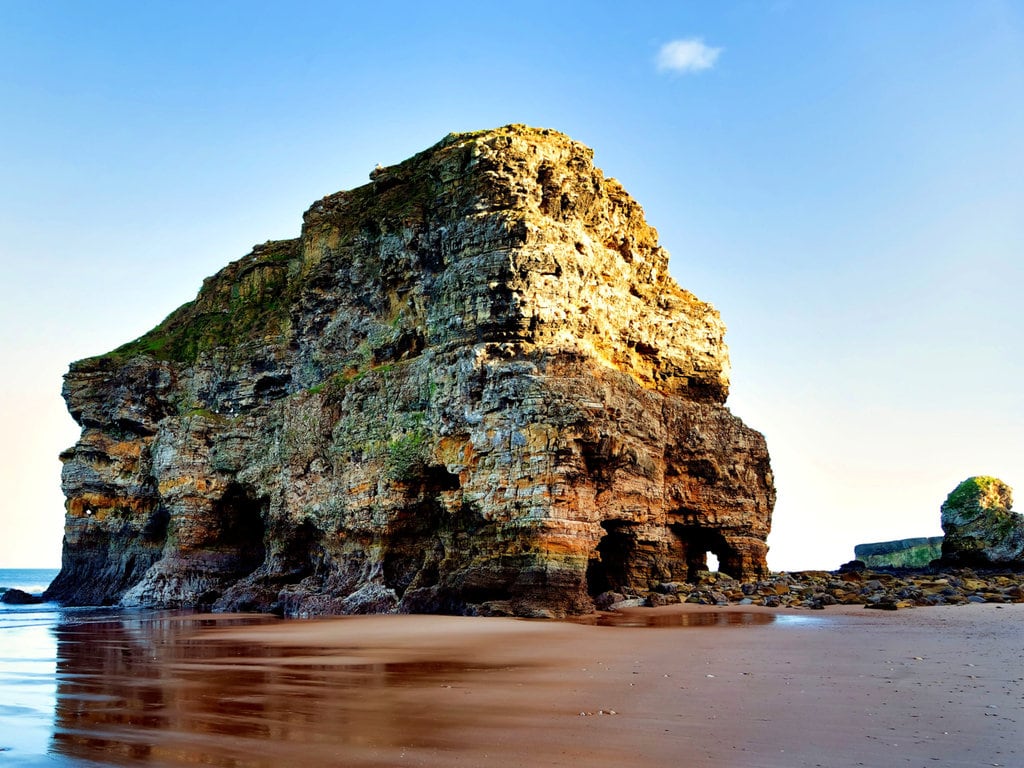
[33,605,1023,767]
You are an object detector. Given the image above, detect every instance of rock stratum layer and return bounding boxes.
[47,125,774,617]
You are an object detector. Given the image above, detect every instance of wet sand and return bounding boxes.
[26,604,1023,767]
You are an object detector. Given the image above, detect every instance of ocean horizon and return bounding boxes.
[0,568,61,596]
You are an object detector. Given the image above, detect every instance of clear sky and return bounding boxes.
[1,1,1021,570]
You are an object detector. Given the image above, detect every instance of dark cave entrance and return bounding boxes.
[213,483,268,577]
[268,517,323,583]
[669,524,738,580]
[382,498,444,598]
[587,520,638,595]
[382,464,463,599]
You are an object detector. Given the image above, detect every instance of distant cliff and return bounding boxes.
[853,537,943,568]
[46,125,775,617]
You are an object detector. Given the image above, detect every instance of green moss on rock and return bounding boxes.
[386,428,429,482]
[940,475,1023,566]
[943,476,1012,515]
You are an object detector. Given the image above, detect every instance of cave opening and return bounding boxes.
[214,483,268,577]
[141,506,170,544]
[587,520,638,595]
[670,524,737,580]
[382,498,444,598]
[268,517,323,583]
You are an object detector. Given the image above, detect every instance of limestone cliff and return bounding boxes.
[46,125,775,617]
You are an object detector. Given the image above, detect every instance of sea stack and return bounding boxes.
[940,476,1024,567]
[47,125,775,617]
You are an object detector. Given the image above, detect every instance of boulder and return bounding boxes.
[1,588,44,605]
[940,476,1024,567]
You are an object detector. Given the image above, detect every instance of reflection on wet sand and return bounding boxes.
[582,610,778,627]
[43,605,1024,768]
[52,613,545,767]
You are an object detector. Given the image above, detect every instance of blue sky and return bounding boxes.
[1,1,1021,569]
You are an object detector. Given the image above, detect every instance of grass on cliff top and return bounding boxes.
[97,240,299,365]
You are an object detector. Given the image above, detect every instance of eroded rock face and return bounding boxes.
[940,477,1024,567]
[46,125,774,617]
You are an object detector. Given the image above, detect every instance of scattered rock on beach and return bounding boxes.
[600,568,1024,611]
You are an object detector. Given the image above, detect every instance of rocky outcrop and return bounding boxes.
[45,125,774,617]
[940,476,1024,567]
[1,588,45,605]
[853,537,943,568]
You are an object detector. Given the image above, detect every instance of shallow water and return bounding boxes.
[577,608,828,628]
[585,609,776,627]
[1,609,547,766]
[47,613,504,766]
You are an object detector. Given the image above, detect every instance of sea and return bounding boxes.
[0,567,111,767]
[0,569,284,767]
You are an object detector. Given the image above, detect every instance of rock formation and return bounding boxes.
[940,476,1024,567]
[853,537,943,569]
[1,588,45,605]
[46,125,775,617]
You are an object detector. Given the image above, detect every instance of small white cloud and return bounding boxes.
[656,38,722,74]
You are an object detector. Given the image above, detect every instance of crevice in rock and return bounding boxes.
[372,328,426,364]
[253,374,291,400]
[141,506,170,544]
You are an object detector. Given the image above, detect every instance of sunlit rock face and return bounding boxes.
[940,476,1024,567]
[46,125,775,617]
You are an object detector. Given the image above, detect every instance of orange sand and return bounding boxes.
[49,604,1022,767]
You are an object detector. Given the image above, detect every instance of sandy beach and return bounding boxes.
[3,604,1009,767]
